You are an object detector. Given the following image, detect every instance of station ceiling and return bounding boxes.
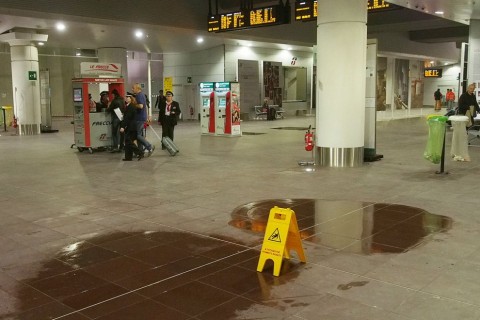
[0,0,477,55]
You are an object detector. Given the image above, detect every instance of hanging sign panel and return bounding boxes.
[295,0,397,22]
[208,3,290,32]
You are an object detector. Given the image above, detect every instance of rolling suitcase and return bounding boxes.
[162,137,179,156]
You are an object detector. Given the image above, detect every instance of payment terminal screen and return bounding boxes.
[203,98,209,106]
[218,98,226,107]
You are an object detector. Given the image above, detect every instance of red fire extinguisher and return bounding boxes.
[304,125,314,151]
[12,115,18,128]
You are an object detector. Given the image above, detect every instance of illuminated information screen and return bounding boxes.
[295,0,393,22]
[208,4,289,32]
[424,69,442,78]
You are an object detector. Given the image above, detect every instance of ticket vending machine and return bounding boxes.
[215,82,241,136]
[199,82,215,134]
[71,77,125,153]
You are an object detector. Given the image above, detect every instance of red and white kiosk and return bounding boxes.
[71,63,125,153]
[214,82,241,136]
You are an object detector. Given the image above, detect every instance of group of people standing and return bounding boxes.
[434,88,457,111]
[105,85,181,161]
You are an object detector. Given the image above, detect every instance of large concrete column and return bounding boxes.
[316,0,367,167]
[0,32,47,135]
[468,20,480,85]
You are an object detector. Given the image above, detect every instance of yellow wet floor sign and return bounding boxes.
[257,206,306,276]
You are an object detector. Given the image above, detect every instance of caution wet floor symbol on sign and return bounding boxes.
[257,206,306,277]
[268,228,281,242]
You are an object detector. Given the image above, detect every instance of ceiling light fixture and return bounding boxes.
[37,42,44,46]
[135,30,144,39]
[197,37,204,43]
[56,22,66,31]
[435,11,444,15]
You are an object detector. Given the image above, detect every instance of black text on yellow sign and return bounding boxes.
[257,206,306,277]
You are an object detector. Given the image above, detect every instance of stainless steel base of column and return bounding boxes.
[20,124,40,135]
[317,147,364,167]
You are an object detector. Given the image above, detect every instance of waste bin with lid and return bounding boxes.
[449,115,470,161]
[424,115,448,164]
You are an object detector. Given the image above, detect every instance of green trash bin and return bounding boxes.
[424,115,448,164]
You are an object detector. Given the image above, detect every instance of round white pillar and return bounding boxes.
[316,0,367,167]
[11,45,41,135]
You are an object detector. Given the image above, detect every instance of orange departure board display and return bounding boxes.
[295,0,394,22]
[424,69,442,78]
[208,4,289,32]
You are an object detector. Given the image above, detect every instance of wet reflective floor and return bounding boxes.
[2,117,479,320]
[1,199,451,320]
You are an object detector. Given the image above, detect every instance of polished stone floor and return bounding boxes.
[1,115,480,319]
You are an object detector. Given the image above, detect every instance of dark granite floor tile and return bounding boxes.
[29,270,109,301]
[97,234,161,255]
[199,243,249,260]
[113,264,178,291]
[77,292,145,319]
[199,266,274,296]
[168,234,228,255]
[197,296,289,320]
[85,231,132,245]
[134,257,231,298]
[153,281,236,316]
[14,301,78,320]
[95,299,190,320]
[56,245,120,268]
[125,244,193,267]
[82,256,152,282]
[61,283,130,310]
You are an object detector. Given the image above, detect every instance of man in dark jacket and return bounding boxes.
[458,83,480,127]
[158,90,181,149]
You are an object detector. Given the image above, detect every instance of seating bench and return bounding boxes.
[254,106,267,119]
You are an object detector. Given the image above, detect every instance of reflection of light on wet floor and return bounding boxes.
[230,199,452,254]
[10,199,452,319]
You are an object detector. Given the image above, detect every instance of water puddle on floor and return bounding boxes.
[229,199,452,253]
[8,199,452,319]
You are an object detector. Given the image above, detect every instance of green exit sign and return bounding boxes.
[28,71,37,80]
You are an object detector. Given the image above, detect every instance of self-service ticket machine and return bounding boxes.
[199,82,215,134]
[215,82,241,136]
[72,77,125,153]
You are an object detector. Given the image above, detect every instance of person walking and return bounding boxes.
[131,83,155,156]
[158,90,181,149]
[445,89,456,112]
[434,89,443,111]
[120,93,144,161]
[106,89,124,152]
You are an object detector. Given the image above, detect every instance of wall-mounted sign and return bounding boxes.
[80,63,122,77]
[208,3,290,32]
[28,71,37,81]
[295,0,396,22]
[424,68,443,78]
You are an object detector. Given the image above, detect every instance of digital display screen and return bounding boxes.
[208,3,289,32]
[295,0,394,22]
[73,88,83,102]
[424,69,443,78]
[218,98,226,107]
[203,98,210,106]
